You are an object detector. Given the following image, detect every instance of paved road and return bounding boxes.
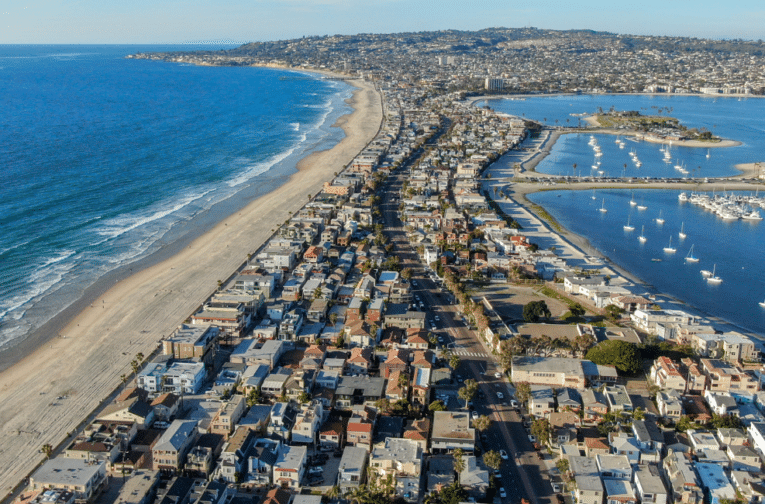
[379,156,554,504]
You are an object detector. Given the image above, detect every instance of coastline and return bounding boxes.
[0,75,383,496]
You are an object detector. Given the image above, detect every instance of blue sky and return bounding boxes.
[2,0,764,44]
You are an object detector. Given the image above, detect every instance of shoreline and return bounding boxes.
[0,73,383,495]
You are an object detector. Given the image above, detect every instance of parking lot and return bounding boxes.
[303,446,343,491]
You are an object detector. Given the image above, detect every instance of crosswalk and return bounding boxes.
[453,350,490,358]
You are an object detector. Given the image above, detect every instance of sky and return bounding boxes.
[1,0,765,44]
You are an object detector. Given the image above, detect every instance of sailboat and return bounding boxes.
[663,236,676,253]
[599,198,607,213]
[623,215,635,231]
[706,264,722,284]
[759,298,765,308]
[656,210,665,225]
[629,191,637,206]
[638,225,647,243]
[706,149,710,159]
[679,222,687,239]
[591,189,597,200]
[685,245,699,263]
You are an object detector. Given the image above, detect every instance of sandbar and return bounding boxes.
[0,76,382,497]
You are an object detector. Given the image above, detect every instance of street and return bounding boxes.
[379,158,555,504]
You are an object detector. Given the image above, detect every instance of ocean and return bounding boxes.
[481,94,765,335]
[0,45,354,349]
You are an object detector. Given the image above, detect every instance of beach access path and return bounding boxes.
[0,78,382,497]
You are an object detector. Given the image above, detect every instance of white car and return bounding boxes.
[434,315,440,321]
[499,488,507,499]
[495,372,503,379]
[528,435,537,443]
[496,392,504,400]
[500,449,509,460]
[472,410,479,419]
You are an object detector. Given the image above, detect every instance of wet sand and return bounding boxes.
[0,77,382,497]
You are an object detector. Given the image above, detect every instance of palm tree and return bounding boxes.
[41,443,53,459]
[473,415,492,433]
[130,359,139,376]
[326,486,340,500]
[483,450,502,471]
[453,448,465,483]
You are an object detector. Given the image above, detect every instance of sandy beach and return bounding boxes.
[0,77,382,497]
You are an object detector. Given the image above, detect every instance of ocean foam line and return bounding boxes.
[96,189,212,240]
[0,254,77,323]
[291,122,300,131]
[226,144,300,188]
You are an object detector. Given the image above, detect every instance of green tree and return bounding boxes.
[401,268,413,281]
[41,443,53,459]
[515,381,532,404]
[605,304,625,321]
[449,354,461,370]
[556,458,570,475]
[522,300,551,322]
[246,387,262,407]
[458,379,478,408]
[298,391,311,404]
[569,303,586,318]
[429,399,447,412]
[675,415,698,432]
[531,418,551,445]
[633,407,646,421]
[483,450,502,471]
[585,340,642,375]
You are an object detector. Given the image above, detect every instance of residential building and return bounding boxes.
[292,401,324,445]
[650,357,688,392]
[136,361,206,395]
[273,445,307,490]
[152,420,199,472]
[569,456,605,504]
[511,356,586,389]
[335,376,386,410]
[30,459,107,503]
[430,411,475,452]
[209,395,246,439]
[162,324,219,366]
[460,455,490,500]
[633,464,668,504]
[369,438,424,502]
[694,462,736,504]
[662,450,703,504]
[529,386,555,418]
[701,359,758,394]
[337,446,368,494]
[596,454,632,480]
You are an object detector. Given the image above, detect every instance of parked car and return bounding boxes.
[500,449,509,460]
[496,392,504,399]
[499,488,507,499]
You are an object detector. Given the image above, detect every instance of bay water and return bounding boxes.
[484,94,765,335]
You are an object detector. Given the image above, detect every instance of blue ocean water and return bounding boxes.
[479,94,765,179]
[530,189,765,335]
[0,45,353,347]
